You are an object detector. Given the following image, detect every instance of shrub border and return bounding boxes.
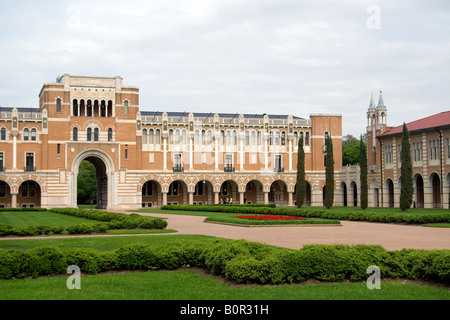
[0,208,167,237]
[160,205,450,225]
[0,240,448,286]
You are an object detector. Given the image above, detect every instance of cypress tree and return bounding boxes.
[400,123,413,211]
[324,135,334,209]
[296,135,305,208]
[360,135,368,210]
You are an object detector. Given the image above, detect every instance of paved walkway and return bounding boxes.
[1,211,449,251]
[135,212,450,251]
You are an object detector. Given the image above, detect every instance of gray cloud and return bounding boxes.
[0,0,449,138]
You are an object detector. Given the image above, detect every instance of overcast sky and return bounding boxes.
[0,0,449,137]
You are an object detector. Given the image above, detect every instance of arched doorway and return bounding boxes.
[167,180,188,205]
[341,182,347,206]
[269,180,288,206]
[414,174,424,208]
[350,181,358,207]
[244,180,264,204]
[0,181,11,208]
[193,180,213,205]
[386,179,394,208]
[142,180,162,208]
[18,180,41,208]
[430,173,441,209]
[71,149,115,209]
[220,180,238,204]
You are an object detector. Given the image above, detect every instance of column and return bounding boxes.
[239,191,244,204]
[240,137,244,171]
[264,140,268,172]
[163,138,167,170]
[188,192,194,205]
[215,138,219,170]
[214,191,219,204]
[264,191,269,204]
[288,192,293,207]
[13,135,17,170]
[11,193,17,208]
[162,192,168,206]
[288,139,293,172]
[189,138,194,171]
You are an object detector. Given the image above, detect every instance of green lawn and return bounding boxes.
[0,211,96,227]
[0,269,448,300]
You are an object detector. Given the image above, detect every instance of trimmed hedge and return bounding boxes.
[0,208,167,237]
[160,204,450,224]
[0,239,449,285]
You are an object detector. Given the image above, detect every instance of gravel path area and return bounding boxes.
[135,212,450,251]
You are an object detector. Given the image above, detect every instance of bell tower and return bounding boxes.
[366,91,388,170]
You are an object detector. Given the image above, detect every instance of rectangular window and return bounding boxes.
[57,144,61,155]
[56,98,61,113]
[125,147,128,160]
[275,154,282,172]
[25,153,34,171]
[0,152,4,171]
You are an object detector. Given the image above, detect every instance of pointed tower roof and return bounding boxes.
[377,90,385,108]
[369,93,376,110]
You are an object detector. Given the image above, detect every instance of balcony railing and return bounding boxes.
[173,165,184,173]
[274,167,284,173]
[24,166,36,172]
[224,165,235,173]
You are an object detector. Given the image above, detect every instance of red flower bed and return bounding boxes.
[235,215,306,221]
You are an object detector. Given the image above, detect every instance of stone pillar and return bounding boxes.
[264,191,269,204]
[162,192,167,206]
[163,138,167,170]
[188,192,194,205]
[239,191,244,204]
[289,139,293,172]
[288,192,293,206]
[214,192,219,204]
[11,193,17,208]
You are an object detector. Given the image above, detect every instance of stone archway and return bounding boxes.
[70,149,115,209]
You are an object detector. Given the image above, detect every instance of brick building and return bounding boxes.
[366,92,450,209]
[0,74,358,209]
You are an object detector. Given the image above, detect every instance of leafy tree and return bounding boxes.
[400,123,413,211]
[342,134,360,165]
[296,135,305,208]
[77,160,97,205]
[359,135,368,210]
[324,135,334,209]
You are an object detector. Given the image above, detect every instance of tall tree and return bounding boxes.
[400,123,413,211]
[324,135,334,209]
[296,135,305,208]
[342,134,360,166]
[359,135,368,210]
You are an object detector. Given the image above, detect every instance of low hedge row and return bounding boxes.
[0,209,167,237]
[0,239,449,285]
[160,205,450,224]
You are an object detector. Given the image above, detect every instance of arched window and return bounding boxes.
[175,129,180,145]
[155,129,160,145]
[124,100,129,115]
[169,129,174,144]
[101,101,106,117]
[87,100,92,117]
[143,129,147,144]
[293,132,298,146]
[257,131,262,146]
[108,128,113,142]
[73,127,78,141]
[221,130,225,146]
[251,131,256,145]
[305,132,310,146]
[275,131,280,145]
[245,131,250,146]
[281,131,286,146]
[87,128,92,141]
[181,129,187,145]
[324,131,329,145]
[149,129,154,144]
[1,127,6,140]
[24,128,29,141]
[232,130,237,146]
[269,131,274,145]
[31,128,37,141]
[94,128,99,141]
[56,98,61,113]
[195,130,200,145]
[73,99,78,116]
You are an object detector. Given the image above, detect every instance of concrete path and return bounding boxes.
[135,212,450,251]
